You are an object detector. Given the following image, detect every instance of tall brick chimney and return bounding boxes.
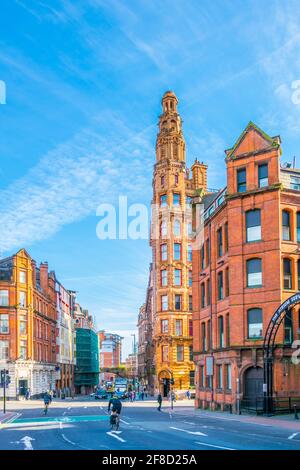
[39,262,49,293]
[191,159,208,191]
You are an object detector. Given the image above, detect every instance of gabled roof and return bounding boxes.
[225,121,281,159]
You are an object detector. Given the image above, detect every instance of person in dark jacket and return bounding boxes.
[108,395,122,414]
[157,393,163,411]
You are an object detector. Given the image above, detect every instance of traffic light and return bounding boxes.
[0,370,9,387]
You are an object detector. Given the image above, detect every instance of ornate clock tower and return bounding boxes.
[150,91,207,395]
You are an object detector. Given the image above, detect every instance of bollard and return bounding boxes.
[294,404,299,420]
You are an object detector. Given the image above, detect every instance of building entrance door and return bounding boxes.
[244,367,263,407]
[19,379,28,396]
[163,378,170,397]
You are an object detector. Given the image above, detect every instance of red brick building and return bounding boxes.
[192,122,300,412]
[98,330,123,384]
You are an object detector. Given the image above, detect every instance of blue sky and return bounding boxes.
[1,0,300,358]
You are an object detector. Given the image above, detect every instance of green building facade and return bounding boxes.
[74,328,99,394]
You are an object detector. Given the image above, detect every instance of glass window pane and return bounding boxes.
[0,290,9,306]
[258,164,268,187]
[237,169,246,192]
[248,308,263,338]
[173,194,180,206]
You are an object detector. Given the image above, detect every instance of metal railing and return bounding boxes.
[241,396,300,415]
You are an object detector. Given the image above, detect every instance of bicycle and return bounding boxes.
[109,411,120,431]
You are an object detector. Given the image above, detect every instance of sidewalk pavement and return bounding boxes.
[0,411,18,424]
[172,406,300,431]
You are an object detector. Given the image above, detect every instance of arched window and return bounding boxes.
[282,210,291,241]
[173,219,181,237]
[247,308,263,338]
[246,258,262,287]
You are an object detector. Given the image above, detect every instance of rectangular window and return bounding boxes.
[175,319,183,336]
[20,319,27,335]
[200,366,205,388]
[161,269,167,287]
[175,174,178,185]
[175,295,181,311]
[284,311,293,345]
[201,244,205,270]
[161,295,168,311]
[161,319,168,334]
[189,370,195,387]
[283,259,292,290]
[237,168,246,192]
[217,365,223,389]
[291,176,300,190]
[226,364,232,390]
[0,314,9,334]
[282,211,291,241]
[201,323,206,352]
[19,291,26,308]
[247,259,262,287]
[0,290,9,307]
[187,245,192,262]
[226,314,230,347]
[225,223,228,253]
[186,196,192,207]
[225,268,229,297]
[206,239,210,265]
[189,320,193,337]
[189,295,193,311]
[188,270,192,287]
[217,228,223,258]
[258,163,268,188]
[161,175,165,186]
[0,340,9,360]
[160,194,167,207]
[177,345,184,362]
[19,271,26,283]
[219,316,224,348]
[218,271,223,300]
[248,308,263,338]
[246,209,261,242]
[174,269,181,286]
[20,340,27,360]
[201,283,205,308]
[161,244,167,261]
[207,279,211,306]
[162,345,168,362]
[173,193,180,206]
[174,243,181,261]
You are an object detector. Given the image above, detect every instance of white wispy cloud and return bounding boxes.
[0,113,154,253]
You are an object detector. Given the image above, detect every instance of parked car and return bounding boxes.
[95,389,108,400]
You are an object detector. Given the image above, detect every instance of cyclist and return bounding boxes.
[108,394,122,429]
[43,391,51,414]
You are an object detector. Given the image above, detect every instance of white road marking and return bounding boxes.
[106,431,126,443]
[288,432,300,440]
[196,441,236,450]
[21,436,34,450]
[84,406,87,409]
[184,421,196,425]
[67,407,71,410]
[61,434,76,446]
[170,426,208,437]
[120,419,130,425]
[63,412,66,416]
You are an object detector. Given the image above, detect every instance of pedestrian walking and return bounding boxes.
[141,391,145,401]
[186,389,191,400]
[25,388,30,400]
[157,393,162,411]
